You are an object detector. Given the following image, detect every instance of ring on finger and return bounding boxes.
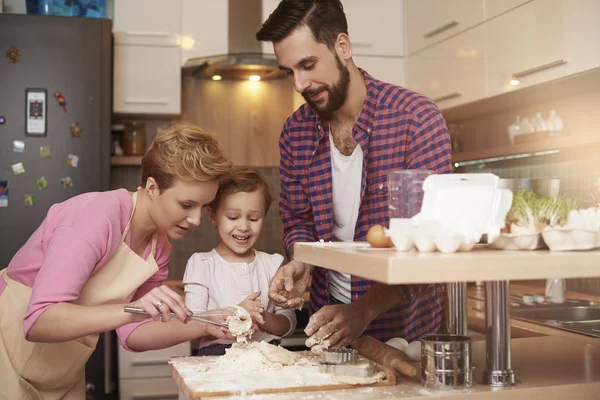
[155,301,164,310]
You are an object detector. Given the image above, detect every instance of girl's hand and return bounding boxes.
[238,291,265,325]
[129,285,192,323]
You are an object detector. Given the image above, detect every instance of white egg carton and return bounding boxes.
[488,232,546,250]
[539,208,600,252]
[388,219,476,253]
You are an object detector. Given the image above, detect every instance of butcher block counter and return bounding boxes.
[171,336,600,399]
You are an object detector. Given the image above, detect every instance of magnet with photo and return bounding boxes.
[40,146,52,158]
[36,176,48,191]
[13,140,24,153]
[11,162,25,176]
[67,154,79,168]
[60,177,73,188]
[24,194,35,207]
[0,180,8,207]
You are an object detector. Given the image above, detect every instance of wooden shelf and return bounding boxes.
[111,156,142,166]
[294,243,600,284]
[452,135,600,163]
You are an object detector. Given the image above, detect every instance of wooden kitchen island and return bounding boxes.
[171,244,600,399]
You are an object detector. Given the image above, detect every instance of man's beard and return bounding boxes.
[302,55,350,120]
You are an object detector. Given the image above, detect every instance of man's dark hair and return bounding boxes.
[256,0,348,50]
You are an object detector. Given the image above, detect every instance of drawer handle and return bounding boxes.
[125,99,169,105]
[432,91,463,103]
[125,31,170,37]
[352,42,373,48]
[423,21,459,39]
[512,59,567,78]
[132,360,168,366]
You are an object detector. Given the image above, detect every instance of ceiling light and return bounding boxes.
[211,75,223,81]
[509,79,520,86]
[249,75,261,81]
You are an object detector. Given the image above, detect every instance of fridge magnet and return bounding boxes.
[13,140,25,153]
[24,194,35,207]
[40,146,52,158]
[0,116,5,125]
[6,45,21,63]
[67,154,79,168]
[36,176,48,191]
[71,122,82,137]
[11,162,25,176]
[0,180,8,207]
[60,177,73,189]
[54,91,67,112]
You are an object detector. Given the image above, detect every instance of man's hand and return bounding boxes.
[268,260,311,309]
[304,303,369,349]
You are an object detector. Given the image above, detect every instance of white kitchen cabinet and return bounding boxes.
[562,0,600,77]
[181,0,229,65]
[343,0,405,56]
[486,0,566,97]
[406,0,484,55]
[484,0,531,20]
[113,0,182,46]
[118,341,190,399]
[406,24,486,110]
[261,0,279,55]
[113,44,181,114]
[354,56,405,87]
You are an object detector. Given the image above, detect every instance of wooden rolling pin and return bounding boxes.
[351,335,418,377]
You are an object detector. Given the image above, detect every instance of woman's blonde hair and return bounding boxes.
[141,123,232,190]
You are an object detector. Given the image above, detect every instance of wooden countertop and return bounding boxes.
[294,242,600,284]
[173,336,600,400]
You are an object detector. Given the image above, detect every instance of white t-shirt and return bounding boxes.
[183,249,297,349]
[328,132,363,304]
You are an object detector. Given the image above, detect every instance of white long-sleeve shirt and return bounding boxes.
[183,249,297,349]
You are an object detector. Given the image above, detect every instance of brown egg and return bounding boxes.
[367,225,394,248]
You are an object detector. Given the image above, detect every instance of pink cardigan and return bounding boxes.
[1,189,171,350]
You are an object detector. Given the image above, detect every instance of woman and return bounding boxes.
[0,123,234,399]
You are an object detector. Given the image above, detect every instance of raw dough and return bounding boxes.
[227,305,253,342]
[333,371,386,385]
[259,341,301,366]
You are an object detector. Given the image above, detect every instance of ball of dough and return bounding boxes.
[406,340,421,361]
[385,337,408,352]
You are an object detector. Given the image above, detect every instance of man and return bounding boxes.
[256,0,452,349]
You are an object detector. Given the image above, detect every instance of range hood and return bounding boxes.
[182,0,285,81]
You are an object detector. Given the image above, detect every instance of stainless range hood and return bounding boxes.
[182,0,285,80]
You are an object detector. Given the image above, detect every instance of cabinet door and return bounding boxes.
[353,56,405,87]
[406,25,486,110]
[484,0,530,20]
[562,0,600,76]
[261,0,280,55]
[118,341,190,379]
[343,0,404,56]
[486,0,566,97]
[119,377,179,400]
[406,0,484,55]
[113,0,182,46]
[113,45,182,115]
[181,0,229,65]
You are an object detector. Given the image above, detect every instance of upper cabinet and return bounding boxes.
[112,0,182,114]
[181,0,229,65]
[261,0,279,55]
[354,56,405,87]
[561,0,600,77]
[484,0,531,20]
[406,0,484,55]
[406,25,486,109]
[486,0,565,97]
[343,0,404,56]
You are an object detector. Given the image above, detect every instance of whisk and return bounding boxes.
[124,306,231,329]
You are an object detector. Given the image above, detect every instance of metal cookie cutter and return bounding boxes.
[325,348,359,364]
[320,349,377,378]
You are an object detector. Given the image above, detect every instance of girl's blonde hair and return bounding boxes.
[141,123,232,190]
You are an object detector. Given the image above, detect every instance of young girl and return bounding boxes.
[184,167,297,355]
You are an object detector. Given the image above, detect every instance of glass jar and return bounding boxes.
[122,121,146,156]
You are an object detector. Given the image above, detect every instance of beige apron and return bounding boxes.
[0,191,159,400]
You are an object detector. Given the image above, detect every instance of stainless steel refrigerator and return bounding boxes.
[0,13,116,400]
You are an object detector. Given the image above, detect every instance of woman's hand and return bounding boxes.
[129,285,192,323]
[238,291,265,325]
